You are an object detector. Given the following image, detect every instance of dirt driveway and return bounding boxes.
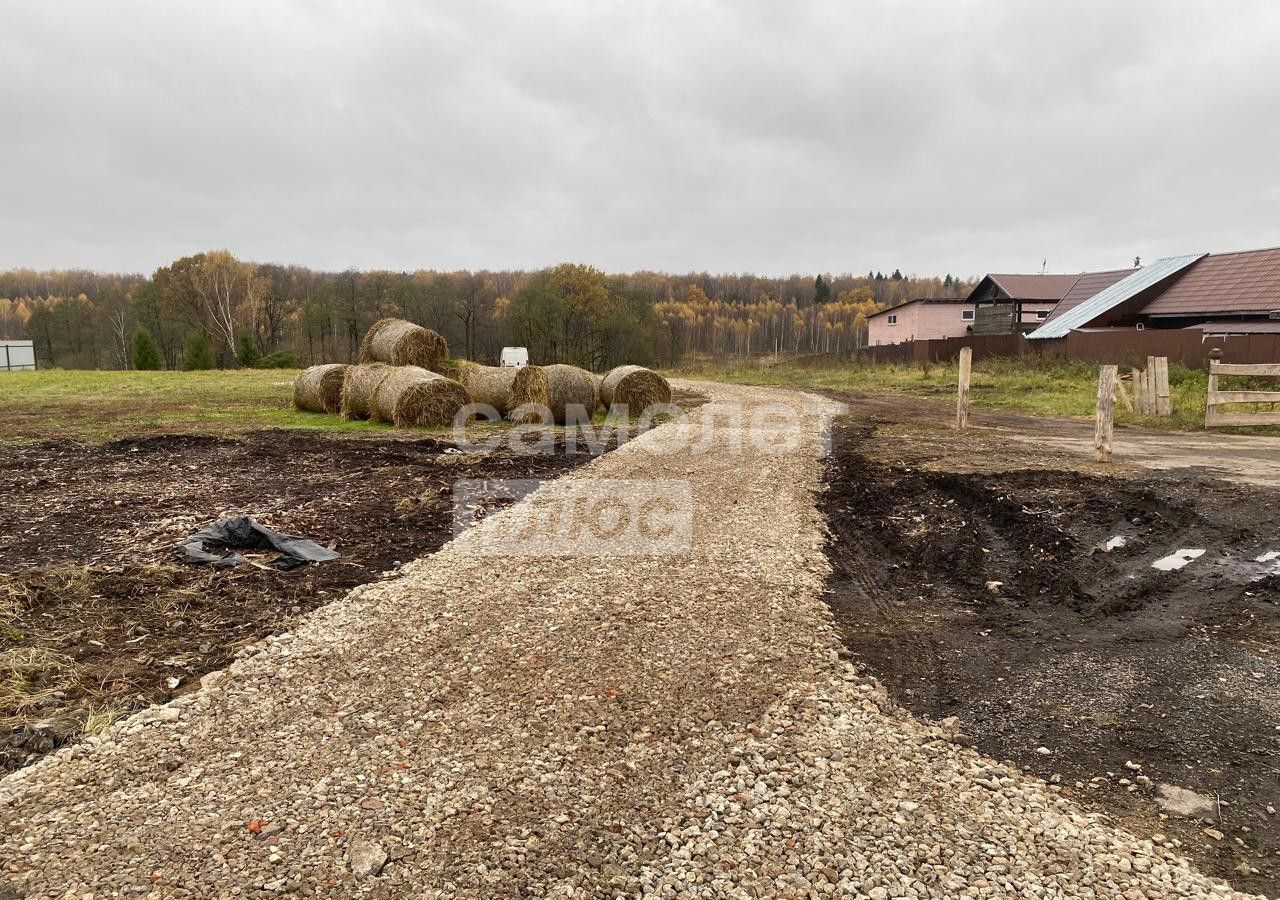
[822,392,1280,895]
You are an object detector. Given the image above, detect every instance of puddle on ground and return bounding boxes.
[1151,548,1206,571]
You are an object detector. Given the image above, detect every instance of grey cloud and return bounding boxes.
[2,0,1278,277]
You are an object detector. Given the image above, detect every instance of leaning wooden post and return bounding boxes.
[1115,374,1134,413]
[1154,356,1171,416]
[1095,365,1118,463]
[956,347,972,430]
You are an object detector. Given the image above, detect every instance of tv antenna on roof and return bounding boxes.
[1040,258,1047,274]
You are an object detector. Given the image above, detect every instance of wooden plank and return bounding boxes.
[1206,390,1280,404]
[1094,365,1118,463]
[1143,367,1155,415]
[955,347,972,430]
[1206,411,1280,426]
[1131,367,1146,415]
[1210,362,1280,376]
[1154,356,1171,416]
[1145,357,1157,417]
[1206,367,1219,425]
[1115,375,1133,413]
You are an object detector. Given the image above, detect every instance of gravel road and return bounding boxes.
[0,382,1260,898]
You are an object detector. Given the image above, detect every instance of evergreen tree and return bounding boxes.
[183,332,216,370]
[813,274,831,304]
[131,326,162,370]
[236,332,262,367]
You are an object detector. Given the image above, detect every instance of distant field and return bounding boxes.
[670,355,1217,431]
[0,369,387,443]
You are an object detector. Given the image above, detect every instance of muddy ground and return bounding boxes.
[0,425,641,771]
[822,398,1280,895]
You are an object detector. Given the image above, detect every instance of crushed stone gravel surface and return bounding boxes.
[0,382,1261,898]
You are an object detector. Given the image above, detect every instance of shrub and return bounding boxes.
[131,327,162,371]
[182,333,216,371]
[256,350,297,369]
[235,333,262,368]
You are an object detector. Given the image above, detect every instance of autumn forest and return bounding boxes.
[0,252,972,370]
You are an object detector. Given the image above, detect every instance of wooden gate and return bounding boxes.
[1205,360,1280,426]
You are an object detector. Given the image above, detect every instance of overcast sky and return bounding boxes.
[2,1,1278,278]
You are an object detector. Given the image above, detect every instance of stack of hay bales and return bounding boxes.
[360,318,449,372]
[293,318,674,434]
[292,319,469,430]
[293,363,349,414]
[599,365,672,418]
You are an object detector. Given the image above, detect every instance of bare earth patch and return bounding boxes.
[0,429,614,770]
[821,399,1280,895]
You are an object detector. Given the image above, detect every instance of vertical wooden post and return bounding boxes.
[1149,365,1160,414]
[956,347,972,430]
[1206,352,1221,425]
[1095,365,1118,463]
[1130,367,1145,414]
[1154,356,1171,416]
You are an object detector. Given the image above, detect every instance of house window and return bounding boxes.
[887,314,897,326]
[1036,310,1049,320]
[961,309,975,321]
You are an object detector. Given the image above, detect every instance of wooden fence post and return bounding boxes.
[1130,367,1145,414]
[1154,356,1171,416]
[1206,351,1221,425]
[956,347,972,430]
[1152,358,1162,417]
[1095,365,1118,463]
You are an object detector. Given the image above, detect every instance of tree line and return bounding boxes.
[0,253,972,370]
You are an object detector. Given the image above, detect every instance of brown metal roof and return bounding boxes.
[986,273,1081,301]
[1039,268,1137,325]
[1142,246,1280,316]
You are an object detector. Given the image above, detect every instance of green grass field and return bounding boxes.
[669,355,1220,431]
[0,369,388,443]
[0,369,618,444]
[1,359,1266,444]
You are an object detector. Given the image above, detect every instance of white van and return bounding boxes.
[499,346,529,368]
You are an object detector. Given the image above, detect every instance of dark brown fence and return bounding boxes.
[863,330,1280,368]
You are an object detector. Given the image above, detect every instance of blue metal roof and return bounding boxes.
[1026,254,1206,339]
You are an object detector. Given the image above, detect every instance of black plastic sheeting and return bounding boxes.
[177,516,340,571]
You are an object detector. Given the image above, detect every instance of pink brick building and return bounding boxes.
[866,298,977,346]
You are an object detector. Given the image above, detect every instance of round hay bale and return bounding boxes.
[339,362,392,421]
[542,364,598,425]
[293,363,349,414]
[359,317,449,371]
[600,365,672,417]
[370,366,470,428]
[456,363,550,423]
